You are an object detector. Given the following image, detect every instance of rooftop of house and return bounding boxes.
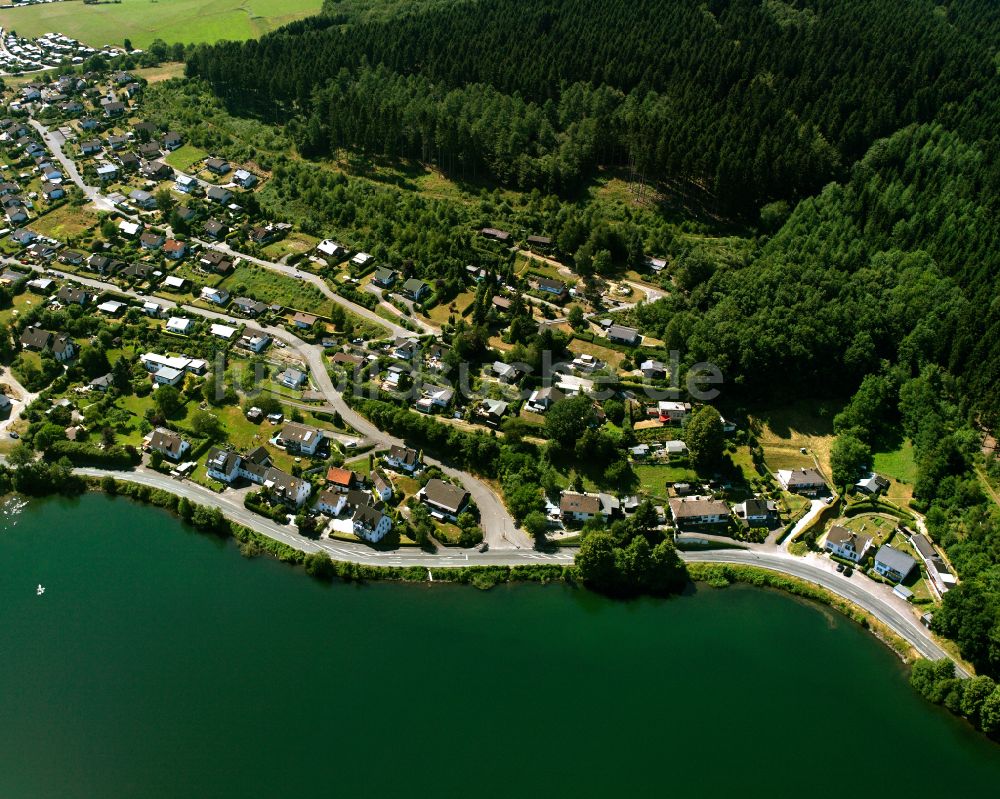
[560,492,601,514]
[422,478,469,514]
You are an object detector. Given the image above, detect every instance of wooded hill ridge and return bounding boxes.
[187,0,1000,210]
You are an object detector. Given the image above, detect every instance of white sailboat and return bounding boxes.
[36,584,45,596]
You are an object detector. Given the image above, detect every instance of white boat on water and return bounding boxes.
[36,584,44,596]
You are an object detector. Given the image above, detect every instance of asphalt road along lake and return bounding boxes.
[1,493,999,797]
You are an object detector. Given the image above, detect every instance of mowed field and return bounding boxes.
[0,0,323,49]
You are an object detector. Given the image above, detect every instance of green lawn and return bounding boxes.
[0,0,324,49]
[634,463,699,501]
[220,263,329,315]
[873,439,918,484]
[164,144,210,172]
[0,291,42,328]
[261,232,320,261]
[841,513,895,548]
[30,203,100,242]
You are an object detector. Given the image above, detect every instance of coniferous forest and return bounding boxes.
[185,0,1000,680]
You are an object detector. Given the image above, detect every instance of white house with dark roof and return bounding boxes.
[776,468,828,495]
[352,505,392,542]
[146,427,189,461]
[824,525,872,563]
[276,422,324,456]
[385,445,420,473]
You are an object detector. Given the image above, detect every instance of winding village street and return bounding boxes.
[10,116,964,672]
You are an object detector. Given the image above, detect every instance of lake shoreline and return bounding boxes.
[81,477,928,661]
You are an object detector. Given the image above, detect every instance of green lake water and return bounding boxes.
[1,493,999,798]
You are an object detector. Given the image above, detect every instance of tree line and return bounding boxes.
[186,0,1000,210]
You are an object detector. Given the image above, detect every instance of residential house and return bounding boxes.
[560,492,604,522]
[492,361,523,384]
[479,398,509,425]
[536,278,567,299]
[385,445,420,473]
[480,227,511,242]
[372,267,396,288]
[292,312,317,329]
[372,472,393,502]
[641,360,666,379]
[95,163,119,181]
[668,496,731,527]
[607,324,640,345]
[233,169,257,188]
[80,139,102,155]
[103,101,126,118]
[89,373,114,392]
[856,473,891,495]
[146,427,190,461]
[162,131,183,150]
[277,368,307,390]
[200,286,230,305]
[316,240,345,261]
[166,317,195,335]
[261,468,312,508]
[734,498,777,526]
[27,277,54,294]
[420,479,470,522]
[139,231,165,250]
[20,327,75,361]
[152,366,184,386]
[401,278,429,301]
[776,468,828,495]
[199,250,234,275]
[526,235,552,250]
[205,157,230,175]
[162,275,187,291]
[41,182,64,201]
[526,385,565,412]
[203,219,227,240]
[237,329,271,353]
[825,525,873,564]
[873,545,917,583]
[97,300,126,316]
[206,186,232,205]
[232,297,266,317]
[11,228,37,247]
[491,295,512,313]
[140,160,172,180]
[351,252,374,268]
[352,505,393,543]
[212,448,255,487]
[174,174,197,194]
[130,190,157,210]
[315,490,347,517]
[118,152,140,171]
[657,401,691,422]
[325,467,358,493]
[142,300,167,318]
[163,239,187,260]
[118,220,141,237]
[210,323,236,341]
[58,250,84,266]
[56,285,89,305]
[277,422,324,456]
